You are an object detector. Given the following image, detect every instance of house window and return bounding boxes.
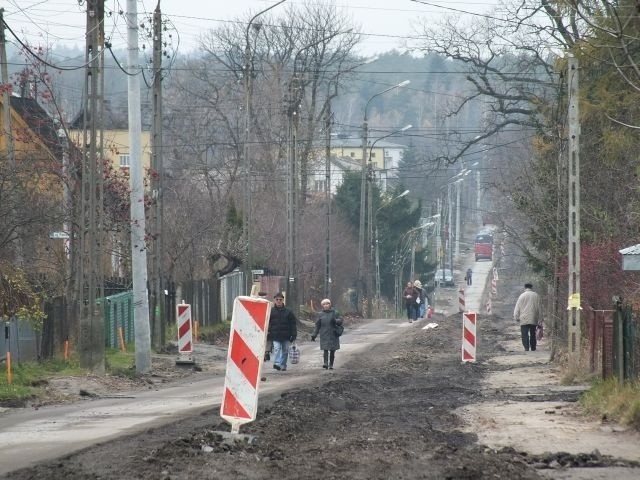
[371,152,376,158]
[119,154,130,168]
[314,179,327,191]
[350,152,355,157]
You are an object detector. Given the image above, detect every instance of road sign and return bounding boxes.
[49,231,70,239]
[220,296,271,434]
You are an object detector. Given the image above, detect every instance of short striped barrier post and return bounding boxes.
[462,312,477,363]
[485,299,492,314]
[458,287,465,313]
[221,296,271,434]
[176,302,195,365]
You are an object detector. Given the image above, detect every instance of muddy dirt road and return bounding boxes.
[3,261,640,479]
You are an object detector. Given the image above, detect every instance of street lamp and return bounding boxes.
[324,55,379,299]
[367,125,411,316]
[286,32,340,314]
[243,0,286,293]
[357,80,410,314]
[450,162,478,259]
[374,189,410,310]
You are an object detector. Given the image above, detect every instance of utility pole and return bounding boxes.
[78,0,105,372]
[567,55,581,368]
[357,113,369,315]
[455,177,462,259]
[150,1,164,348]
[286,75,298,314]
[1,14,17,265]
[126,0,152,373]
[0,10,24,267]
[324,106,332,299]
[448,183,453,273]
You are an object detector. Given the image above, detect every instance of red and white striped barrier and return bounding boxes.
[493,267,499,281]
[462,312,477,362]
[176,303,194,364]
[485,299,492,314]
[458,287,465,313]
[220,296,271,434]
[491,278,497,297]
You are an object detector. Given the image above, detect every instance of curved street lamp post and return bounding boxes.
[357,80,410,314]
[374,189,410,313]
[243,0,286,293]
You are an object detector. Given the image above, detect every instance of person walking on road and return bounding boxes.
[413,280,426,320]
[465,268,473,286]
[403,282,415,322]
[513,283,543,351]
[268,292,297,371]
[311,298,343,369]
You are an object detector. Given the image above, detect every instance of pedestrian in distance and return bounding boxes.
[311,298,343,369]
[465,268,473,286]
[413,280,426,321]
[267,292,297,371]
[403,282,415,322]
[513,283,543,351]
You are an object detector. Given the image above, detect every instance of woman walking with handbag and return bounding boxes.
[311,298,343,370]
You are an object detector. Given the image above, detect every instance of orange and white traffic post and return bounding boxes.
[458,287,465,313]
[220,296,271,434]
[462,312,477,363]
[176,302,195,365]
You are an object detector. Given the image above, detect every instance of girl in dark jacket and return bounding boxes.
[311,298,343,369]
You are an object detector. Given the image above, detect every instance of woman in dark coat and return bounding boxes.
[311,298,343,369]
[402,282,414,322]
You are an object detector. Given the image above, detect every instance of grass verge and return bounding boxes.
[0,348,138,404]
[580,378,640,430]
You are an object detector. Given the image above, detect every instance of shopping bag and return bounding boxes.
[427,306,433,319]
[536,324,544,341]
[289,343,300,364]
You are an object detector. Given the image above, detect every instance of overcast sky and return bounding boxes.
[5,0,494,57]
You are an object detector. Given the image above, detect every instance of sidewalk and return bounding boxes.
[447,224,640,478]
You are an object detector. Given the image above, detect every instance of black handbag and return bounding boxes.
[334,324,344,337]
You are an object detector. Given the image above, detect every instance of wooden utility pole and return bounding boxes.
[78,0,106,372]
[567,55,581,368]
[150,1,165,348]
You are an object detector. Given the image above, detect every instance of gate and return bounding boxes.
[589,306,638,382]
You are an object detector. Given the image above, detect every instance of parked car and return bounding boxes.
[435,268,455,287]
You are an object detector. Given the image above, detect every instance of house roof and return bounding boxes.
[329,136,406,150]
[70,100,152,130]
[9,95,62,159]
[331,155,362,171]
[619,244,640,255]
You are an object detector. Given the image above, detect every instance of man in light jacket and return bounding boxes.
[513,283,542,351]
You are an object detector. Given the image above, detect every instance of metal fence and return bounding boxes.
[587,306,638,382]
[103,291,134,349]
[219,270,245,322]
